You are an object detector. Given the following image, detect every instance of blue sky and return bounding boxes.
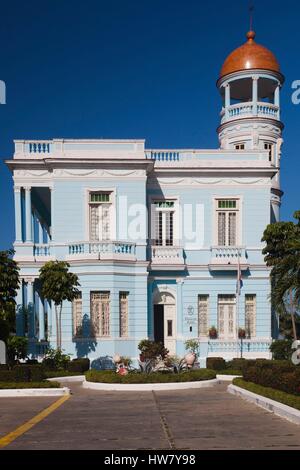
[0,0,299,250]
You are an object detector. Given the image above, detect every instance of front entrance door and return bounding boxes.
[154,305,164,344]
[153,292,176,355]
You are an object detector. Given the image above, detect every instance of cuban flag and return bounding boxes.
[236,252,243,295]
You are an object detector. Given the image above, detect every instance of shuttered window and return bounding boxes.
[73,292,83,337]
[153,201,174,246]
[198,295,209,336]
[90,291,110,337]
[245,294,256,337]
[119,292,129,337]
[216,199,239,246]
[89,192,111,241]
[218,295,236,339]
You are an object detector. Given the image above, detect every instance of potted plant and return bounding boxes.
[209,326,218,339]
[184,339,199,367]
[238,328,246,339]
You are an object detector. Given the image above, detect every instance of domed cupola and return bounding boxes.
[217,30,284,222]
[217,31,284,156]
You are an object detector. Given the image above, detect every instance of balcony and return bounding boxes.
[209,247,248,271]
[151,246,185,269]
[220,101,279,124]
[67,241,136,261]
[23,241,137,262]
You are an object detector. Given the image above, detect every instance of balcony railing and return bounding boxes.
[220,102,279,123]
[209,246,248,270]
[68,241,136,259]
[151,246,185,266]
[34,244,51,257]
[208,339,272,353]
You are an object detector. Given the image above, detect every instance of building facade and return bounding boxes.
[6,31,284,364]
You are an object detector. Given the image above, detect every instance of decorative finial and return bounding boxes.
[246,30,256,42]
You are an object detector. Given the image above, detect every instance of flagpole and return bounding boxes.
[236,249,240,358]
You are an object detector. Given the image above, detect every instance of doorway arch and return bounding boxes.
[153,287,176,354]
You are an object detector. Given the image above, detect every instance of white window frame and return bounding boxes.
[72,292,83,338]
[90,291,110,337]
[264,141,274,163]
[235,143,245,150]
[85,188,116,241]
[213,197,242,247]
[149,197,180,247]
[198,295,209,337]
[217,294,236,339]
[245,294,256,338]
[119,291,129,337]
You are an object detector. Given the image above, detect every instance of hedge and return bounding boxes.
[0,380,60,389]
[243,366,300,395]
[44,370,82,378]
[233,378,300,411]
[0,365,45,382]
[0,364,9,371]
[86,369,216,384]
[218,369,242,376]
[66,358,90,373]
[206,357,226,370]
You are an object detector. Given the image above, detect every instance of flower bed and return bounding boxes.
[0,380,60,389]
[85,369,216,384]
[232,378,300,411]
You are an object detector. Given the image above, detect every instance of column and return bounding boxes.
[274,84,280,120]
[38,294,45,341]
[225,84,230,120]
[15,282,24,336]
[39,218,44,244]
[14,186,22,242]
[26,279,35,338]
[25,187,32,242]
[252,76,258,115]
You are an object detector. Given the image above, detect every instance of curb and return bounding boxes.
[216,374,242,381]
[0,387,70,397]
[228,384,300,425]
[47,375,85,383]
[82,377,219,391]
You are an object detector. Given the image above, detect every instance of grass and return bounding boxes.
[86,369,216,384]
[233,378,300,411]
[0,380,60,389]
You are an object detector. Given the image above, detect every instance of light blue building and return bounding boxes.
[6,31,284,363]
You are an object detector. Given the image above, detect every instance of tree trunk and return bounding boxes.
[290,289,297,341]
[55,304,60,350]
[58,303,63,350]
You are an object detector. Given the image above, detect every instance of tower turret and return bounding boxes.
[217,31,284,221]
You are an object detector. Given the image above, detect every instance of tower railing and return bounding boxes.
[220,101,279,123]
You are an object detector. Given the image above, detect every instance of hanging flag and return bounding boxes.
[236,251,243,295]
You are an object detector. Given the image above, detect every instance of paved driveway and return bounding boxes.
[0,381,300,450]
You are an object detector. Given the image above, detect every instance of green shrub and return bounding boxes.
[85,368,216,384]
[0,370,15,381]
[13,365,31,382]
[226,358,247,370]
[270,339,293,360]
[243,360,300,395]
[138,339,169,360]
[66,358,90,373]
[218,369,242,376]
[42,348,71,370]
[206,357,226,371]
[0,364,9,371]
[233,378,300,411]
[0,380,60,389]
[7,336,28,363]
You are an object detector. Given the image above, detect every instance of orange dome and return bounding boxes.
[220,31,280,78]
